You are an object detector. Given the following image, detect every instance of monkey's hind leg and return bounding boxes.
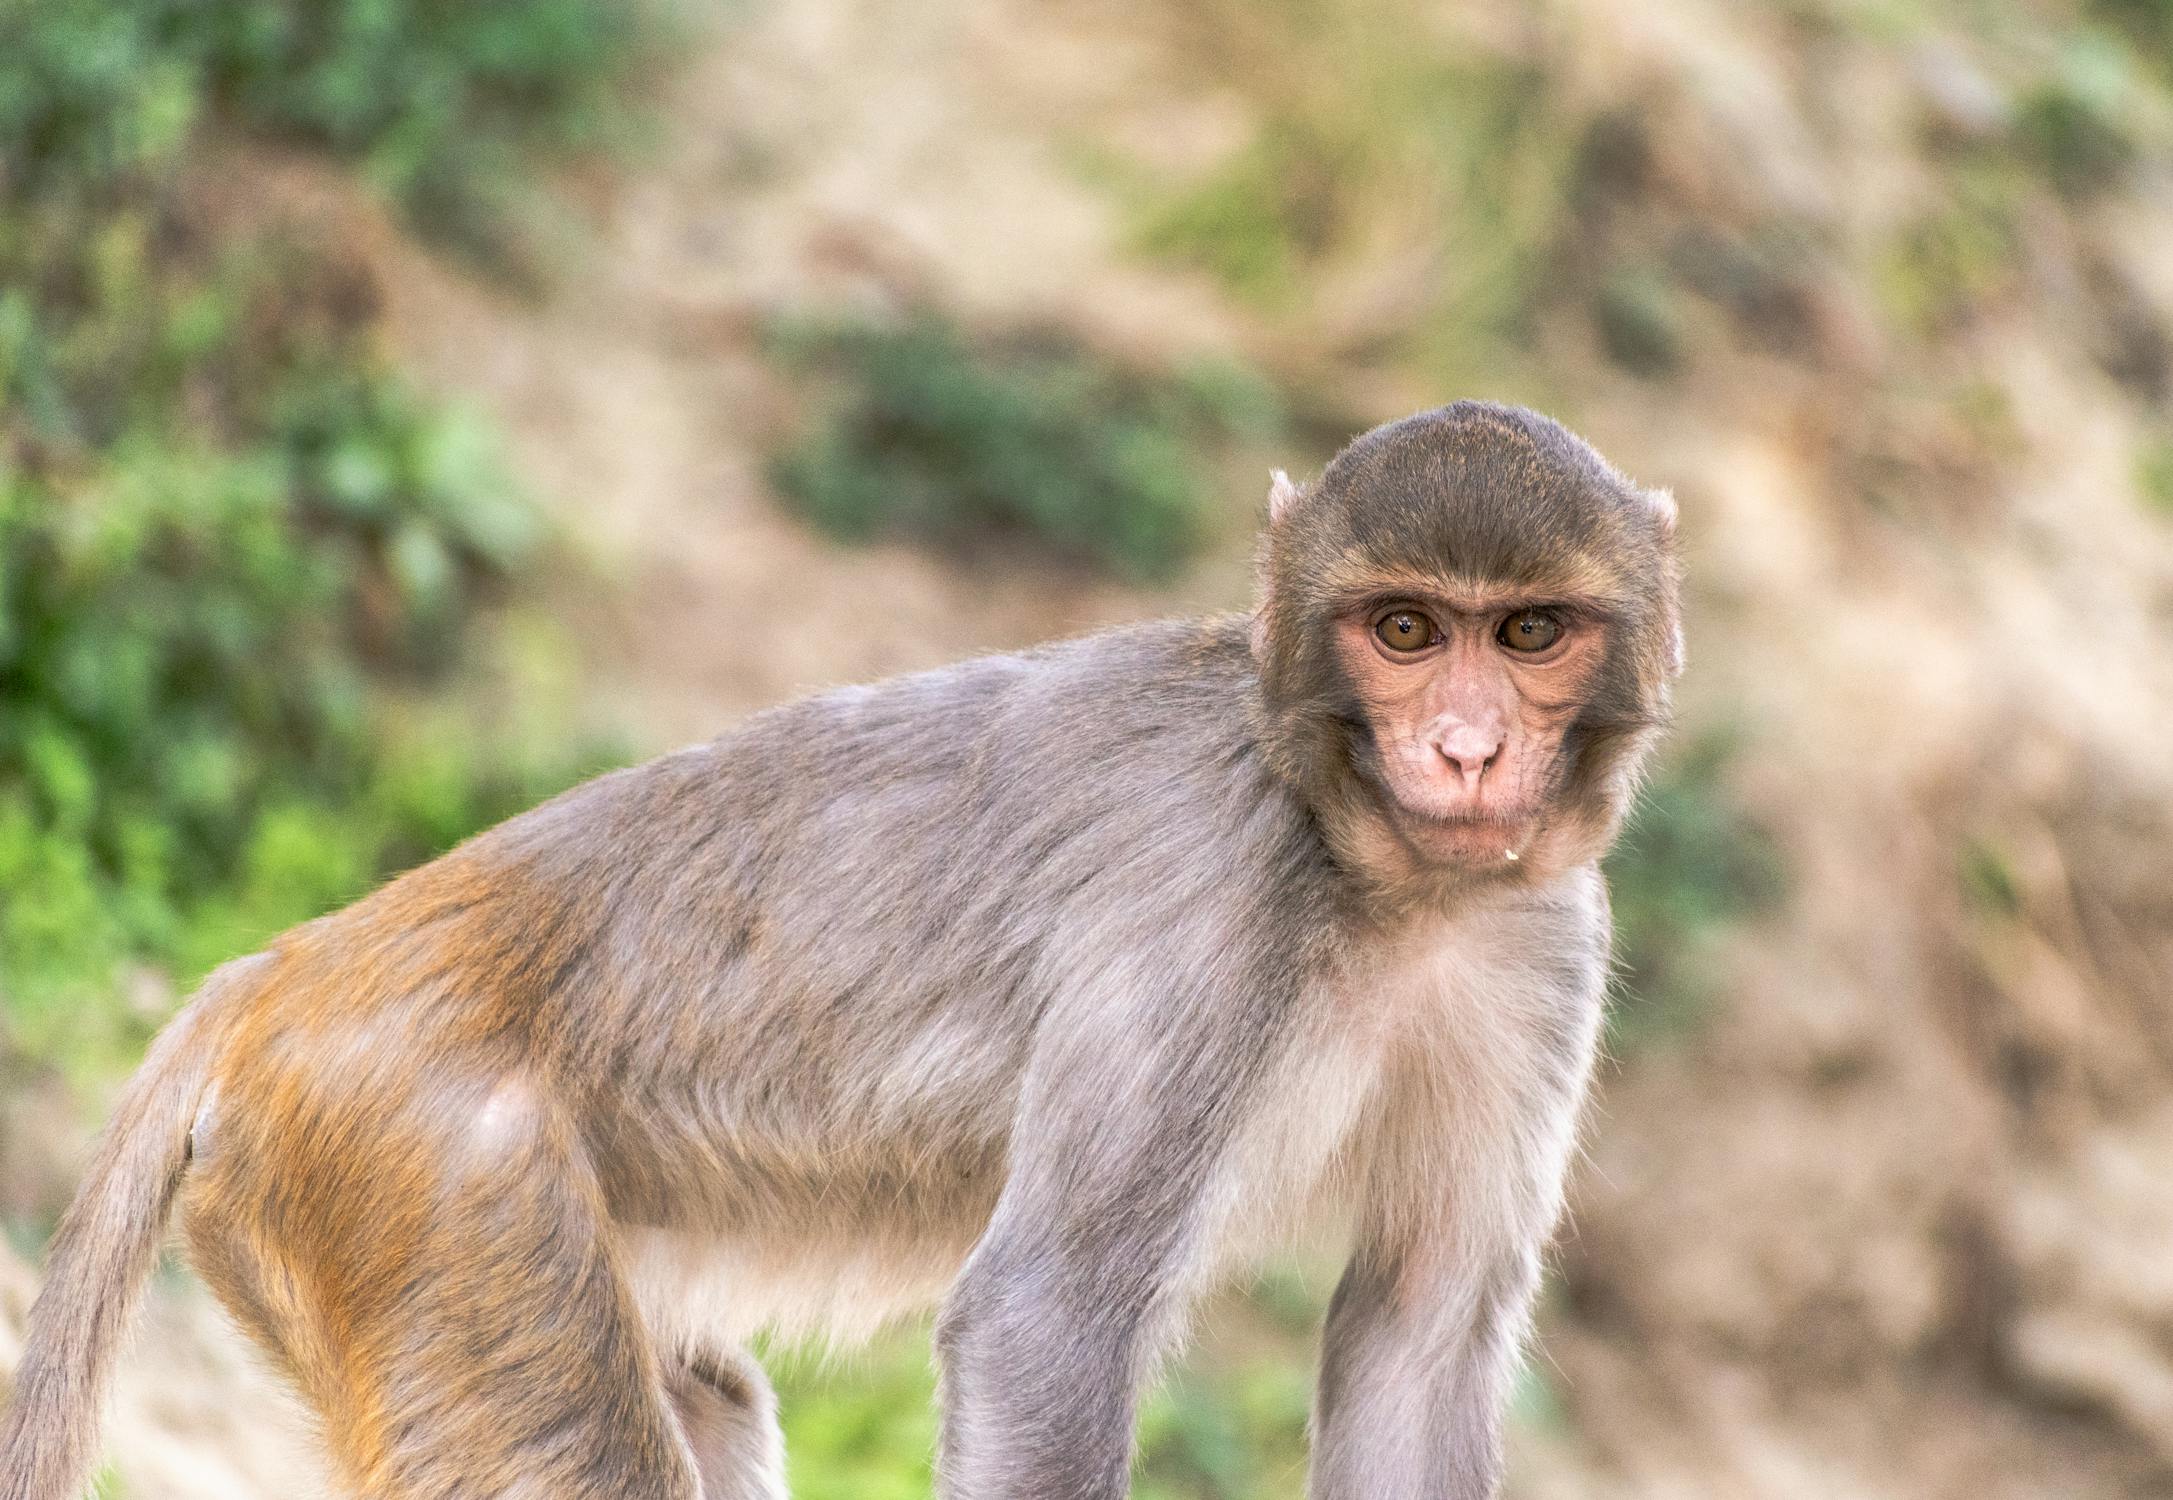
[183,1075,701,1500]
[666,1345,787,1500]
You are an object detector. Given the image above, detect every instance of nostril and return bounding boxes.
[1433,728,1507,789]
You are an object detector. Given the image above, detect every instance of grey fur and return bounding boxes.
[0,403,1675,1500]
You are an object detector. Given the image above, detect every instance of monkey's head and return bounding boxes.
[1252,402,1683,895]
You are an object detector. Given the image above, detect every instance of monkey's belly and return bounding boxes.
[607,1126,1008,1350]
[618,1215,989,1351]
[606,1048,1375,1356]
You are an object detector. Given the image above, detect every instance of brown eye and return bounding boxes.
[1498,610,1563,653]
[1374,610,1436,654]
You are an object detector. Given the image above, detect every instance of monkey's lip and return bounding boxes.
[1390,805,1538,860]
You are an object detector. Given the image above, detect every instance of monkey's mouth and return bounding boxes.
[1388,804,1539,864]
[1349,742,1544,864]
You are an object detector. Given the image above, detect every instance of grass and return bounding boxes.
[776,1320,1309,1500]
[201,0,663,265]
[1592,266,1688,377]
[2012,32,2143,198]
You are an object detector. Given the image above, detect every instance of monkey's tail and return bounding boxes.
[0,955,257,1500]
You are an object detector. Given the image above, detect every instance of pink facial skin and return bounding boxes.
[1329,593,1605,867]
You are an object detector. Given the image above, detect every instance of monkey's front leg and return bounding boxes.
[1308,1239,1546,1500]
[932,977,1279,1500]
[933,1111,1229,1500]
[934,1229,1166,1500]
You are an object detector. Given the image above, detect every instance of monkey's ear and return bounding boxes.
[1643,486,1679,538]
[1268,469,1304,525]
[1644,489,1685,676]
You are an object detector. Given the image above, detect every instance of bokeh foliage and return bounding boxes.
[3,0,662,262]
[1123,0,1584,386]
[768,312,1281,582]
[771,1285,1320,1500]
[1604,733,1787,1048]
[0,0,647,1076]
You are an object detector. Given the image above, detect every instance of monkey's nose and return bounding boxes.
[1435,727,1504,795]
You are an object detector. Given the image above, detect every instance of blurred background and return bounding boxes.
[3,0,2172,1495]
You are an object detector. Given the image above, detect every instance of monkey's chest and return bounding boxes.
[1202,910,1600,1274]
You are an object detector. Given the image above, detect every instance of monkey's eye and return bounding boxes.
[1374,610,1437,654]
[1498,610,1563,653]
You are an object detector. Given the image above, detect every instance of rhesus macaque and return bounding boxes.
[0,402,1682,1500]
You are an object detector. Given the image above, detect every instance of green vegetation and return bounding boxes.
[0,0,649,1079]
[1874,159,2027,336]
[1605,733,1788,1048]
[1879,26,2161,334]
[2093,0,2173,75]
[1120,0,2173,422]
[7,0,662,264]
[2136,429,2173,516]
[2012,34,2140,198]
[772,1289,1319,1500]
[1129,3,1580,378]
[1135,1359,1313,1499]
[769,311,1280,582]
[1593,266,1687,377]
[1958,835,2024,919]
[767,1264,1575,1499]
[1132,117,1349,309]
[772,1333,941,1500]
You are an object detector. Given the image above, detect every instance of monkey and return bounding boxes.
[0,400,1682,1500]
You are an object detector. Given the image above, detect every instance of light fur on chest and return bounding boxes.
[1196,872,1609,1281]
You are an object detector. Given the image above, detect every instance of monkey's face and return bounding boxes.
[1253,402,1682,894]
[1327,591,1608,869]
